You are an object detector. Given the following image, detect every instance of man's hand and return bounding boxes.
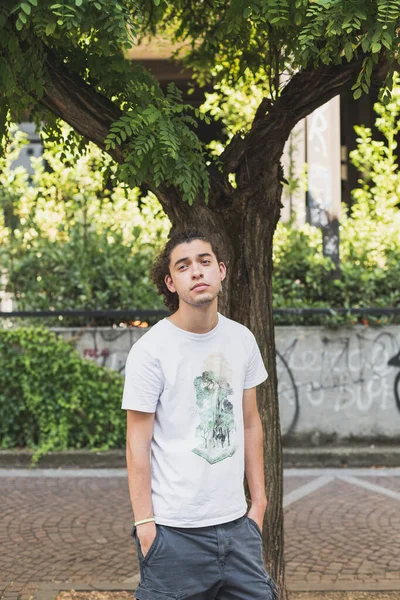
[136,522,157,558]
[247,501,268,532]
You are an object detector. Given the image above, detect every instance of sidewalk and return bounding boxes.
[56,591,400,600]
[1,467,400,600]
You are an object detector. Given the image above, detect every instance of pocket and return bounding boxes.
[134,582,179,599]
[133,524,161,563]
[247,515,262,537]
[266,575,279,600]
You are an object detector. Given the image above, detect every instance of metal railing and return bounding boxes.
[0,307,399,318]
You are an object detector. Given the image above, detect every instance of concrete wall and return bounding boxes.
[53,325,400,443]
[275,326,400,443]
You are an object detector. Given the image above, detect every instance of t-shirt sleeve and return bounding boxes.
[121,343,164,412]
[244,332,268,389]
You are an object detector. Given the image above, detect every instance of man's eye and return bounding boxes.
[178,265,187,270]
[202,260,210,264]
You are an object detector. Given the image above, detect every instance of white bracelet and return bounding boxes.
[134,517,156,527]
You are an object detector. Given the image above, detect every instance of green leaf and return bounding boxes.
[243,7,251,18]
[45,22,57,35]
[75,0,83,5]
[15,19,23,30]
[361,37,370,52]
[371,42,382,53]
[28,0,38,5]
[21,2,31,14]
[154,0,160,5]
[353,87,362,100]
[344,41,353,62]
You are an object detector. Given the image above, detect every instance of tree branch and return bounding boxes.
[222,55,389,179]
[39,48,232,215]
[40,50,124,164]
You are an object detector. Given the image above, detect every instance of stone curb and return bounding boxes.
[31,579,400,600]
[0,450,127,469]
[283,446,400,468]
[35,582,139,600]
[287,581,400,592]
[2,447,400,469]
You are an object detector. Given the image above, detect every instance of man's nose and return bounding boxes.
[191,264,203,278]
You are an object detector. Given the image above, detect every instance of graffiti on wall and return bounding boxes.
[277,330,400,436]
[57,326,400,439]
[64,328,145,374]
[388,350,400,414]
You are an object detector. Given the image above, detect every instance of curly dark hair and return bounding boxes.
[150,228,226,313]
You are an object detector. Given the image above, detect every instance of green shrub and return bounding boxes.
[272,218,400,326]
[0,326,125,461]
[0,129,170,326]
[3,226,165,326]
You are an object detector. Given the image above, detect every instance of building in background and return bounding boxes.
[10,121,43,175]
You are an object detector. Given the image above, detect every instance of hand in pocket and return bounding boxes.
[137,522,157,558]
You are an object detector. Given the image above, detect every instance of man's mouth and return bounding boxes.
[191,283,209,291]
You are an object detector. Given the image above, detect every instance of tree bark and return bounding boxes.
[40,50,124,164]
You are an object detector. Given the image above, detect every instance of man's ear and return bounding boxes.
[219,262,227,282]
[164,273,176,293]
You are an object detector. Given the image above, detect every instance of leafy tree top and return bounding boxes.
[1,0,399,206]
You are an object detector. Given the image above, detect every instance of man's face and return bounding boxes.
[165,239,226,308]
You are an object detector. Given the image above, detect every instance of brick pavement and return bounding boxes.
[1,468,400,600]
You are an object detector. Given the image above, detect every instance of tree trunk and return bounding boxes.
[157,164,285,595]
[240,179,284,591]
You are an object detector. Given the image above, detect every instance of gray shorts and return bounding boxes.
[131,513,279,600]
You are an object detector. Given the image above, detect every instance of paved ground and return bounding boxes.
[1,468,400,600]
[56,590,400,600]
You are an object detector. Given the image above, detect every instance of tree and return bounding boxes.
[2,0,399,594]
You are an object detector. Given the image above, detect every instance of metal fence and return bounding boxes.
[1,307,399,319]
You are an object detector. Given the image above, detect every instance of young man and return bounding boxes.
[122,230,278,600]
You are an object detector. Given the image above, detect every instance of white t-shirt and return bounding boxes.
[121,312,268,527]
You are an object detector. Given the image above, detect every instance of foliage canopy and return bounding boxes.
[1,0,400,204]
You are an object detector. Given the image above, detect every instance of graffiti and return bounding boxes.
[276,329,400,436]
[54,326,400,439]
[388,351,400,413]
[58,328,147,373]
[83,348,110,359]
[308,103,329,158]
[307,103,330,229]
[276,348,299,436]
[306,97,341,268]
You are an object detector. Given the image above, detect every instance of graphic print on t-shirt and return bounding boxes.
[192,353,238,464]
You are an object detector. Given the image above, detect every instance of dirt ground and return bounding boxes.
[57,590,400,600]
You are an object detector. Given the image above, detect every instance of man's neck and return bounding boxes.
[168,304,219,334]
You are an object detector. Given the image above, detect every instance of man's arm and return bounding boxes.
[126,409,157,556]
[243,387,268,529]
